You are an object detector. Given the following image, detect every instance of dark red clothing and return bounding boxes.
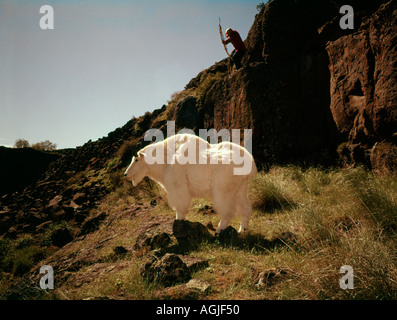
[225,30,246,52]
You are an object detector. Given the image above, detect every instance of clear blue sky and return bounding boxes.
[0,0,264,149]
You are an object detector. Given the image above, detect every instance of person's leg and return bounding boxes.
[233,50,244,70]
[230,50,238,70]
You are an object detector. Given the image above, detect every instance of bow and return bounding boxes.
[219,17,232,59]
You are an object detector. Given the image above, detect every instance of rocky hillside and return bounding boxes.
[0,147,61,196]
[1,0,396,300]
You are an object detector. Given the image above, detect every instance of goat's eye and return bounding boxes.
[135,158,138,162]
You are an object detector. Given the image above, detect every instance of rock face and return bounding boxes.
[172,96,202,131]
[326,0,397,172]
[185,0,396,173]
[199,0,344,165]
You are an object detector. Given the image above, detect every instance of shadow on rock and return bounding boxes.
[136,219,295,256]
[216,226,296,253]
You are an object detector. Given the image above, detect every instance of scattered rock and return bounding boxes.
[22,223,36,233]
[153,284,201,300]
[66,201,81,211]
[4,226,18,239]
[141,253,191,287]
[254,267,294,290]
[370,142,397,175]
[48,195,63,208]
[62,202,79,219]
[113,246,129,256]
[78,211,106,236]
[0,211,14,235]
[135,229,171,251]
[52,208,69,222]
[0,275,45,300]
[73,210,89,224]
[72,193,86,205]
[35,220,52,233]
[172,220,211,250]
[178,255,209,273]
[25,211,43,226]
[186,279,211,293]
[50,227,73,247]
[218,226,239,244]
[152,278,211,299]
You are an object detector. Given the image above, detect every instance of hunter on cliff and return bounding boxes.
[223,28,246,70]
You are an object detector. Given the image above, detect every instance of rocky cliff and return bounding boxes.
[326,0,397,174]
[184,0,396,172]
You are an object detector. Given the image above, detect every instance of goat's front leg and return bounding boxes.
[167,190,191,220]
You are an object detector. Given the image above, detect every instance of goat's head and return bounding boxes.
[124,152,148,186]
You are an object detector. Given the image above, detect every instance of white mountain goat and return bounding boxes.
[124,133,257,234]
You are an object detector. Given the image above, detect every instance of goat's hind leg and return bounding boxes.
[236,181,251,234]
[213,191,236,234]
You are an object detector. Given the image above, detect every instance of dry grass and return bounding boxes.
[78,165,397,300]
[4,165,395,300]
[188,166,397,299]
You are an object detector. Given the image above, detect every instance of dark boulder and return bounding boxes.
[0,146,61,196]
[172,220,211,251]
[50,227,73,247]
[135,229,171,251]
[218,226,239,245]
[171,96,202,132]
[141,253,191,287]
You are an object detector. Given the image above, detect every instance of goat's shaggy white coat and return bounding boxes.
[124,134,257,233]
